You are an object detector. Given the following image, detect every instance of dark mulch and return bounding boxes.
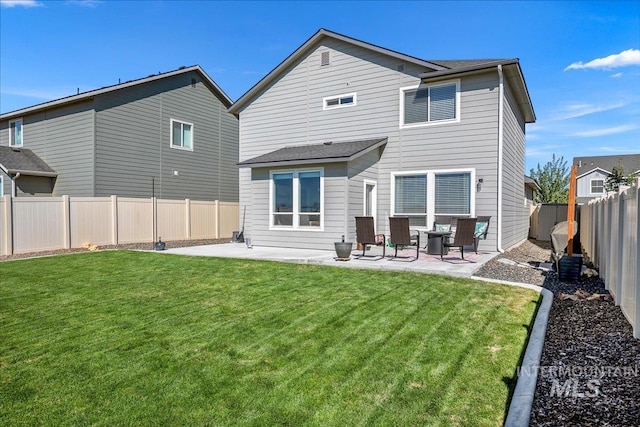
[530,273,640,426]
[477,240,639,426]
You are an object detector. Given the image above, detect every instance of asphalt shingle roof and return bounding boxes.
[237,137,387,167]
[0,146,57,176]
[574,154,640,177]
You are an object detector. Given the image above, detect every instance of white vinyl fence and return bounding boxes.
[580,184,640,339]
[1,195,239,256]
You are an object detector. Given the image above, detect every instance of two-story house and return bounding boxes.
[573,154,640,204]
[0,65,238,202]
[229,29,535,252]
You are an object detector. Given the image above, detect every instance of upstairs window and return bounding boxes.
[400,81,458,127]
[591,179,604,194]
[170,119,193,150]
[9,119,23,147]
[323,93,357,110]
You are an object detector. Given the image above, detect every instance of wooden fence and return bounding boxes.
[580,184,639,339]
[0,195,239,256]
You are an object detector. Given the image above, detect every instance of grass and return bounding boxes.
[0,251,539,426]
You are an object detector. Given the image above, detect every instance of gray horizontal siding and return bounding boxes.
[246,163,347,250]
[239,38,505,250]
[577,170,608,198]
[94,71,238,201]
[501,81,527,249]
[0,101,95,197]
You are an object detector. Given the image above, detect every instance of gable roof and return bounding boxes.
[524,175,541,191]
[574,154,640,179]
[228,28,535,123]
[0,146,57,177]
[0,65,232,120]
[237,137,387,168]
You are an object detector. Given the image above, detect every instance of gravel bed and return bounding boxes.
[478,239,639,426]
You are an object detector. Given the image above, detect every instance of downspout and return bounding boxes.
[11,172,21,197]
[497,65,505,253]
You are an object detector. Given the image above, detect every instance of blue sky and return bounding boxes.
[1,0,638,172]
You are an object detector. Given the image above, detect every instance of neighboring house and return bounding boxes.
[573,154,640,204]
[229,29,535,252]
[0,66,238,202]
[524,175,540,203]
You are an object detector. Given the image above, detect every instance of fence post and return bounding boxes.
[62,195,71,249]
[215,200,220,239]
[614,192,625,306]
[2,195,13,255]
[185,199,191,239]
[635,187,640,339]
[152,197,157,243]
[111,195,118,245]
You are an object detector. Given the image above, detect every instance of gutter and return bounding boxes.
[11,172,21,198]
[497,64,505,253]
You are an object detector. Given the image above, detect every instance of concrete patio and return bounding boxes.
[162,243,499,278]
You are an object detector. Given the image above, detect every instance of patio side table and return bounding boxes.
[426,230,452,255]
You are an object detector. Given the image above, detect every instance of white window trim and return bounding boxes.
[323,92,357,110]
[9,118,23,147]
[269,167,324,231]
[169,118,194,151]
[363,179,377,222]
[390,168,475,228]
[590,178,605,194]
[398,80,460,129]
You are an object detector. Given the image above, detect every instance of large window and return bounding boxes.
[394,174,427,226]
[392,170,474,226]
[590,179,604,194]
[435,173,471,215]
[9,119,23,147]
[400,81,458,127]
[170,119,193,150]
[271,169,323,229]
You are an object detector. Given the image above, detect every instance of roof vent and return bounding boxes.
[321,51,330,66]
[179,66,186,70]
[11,147,21,152]
[323,141,333,145]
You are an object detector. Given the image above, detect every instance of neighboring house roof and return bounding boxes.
[228,28,536,124]
[524,175,541,191]
[0,65,232,120]
[574,154,640,179]
[0,146,57,177]
[237,137,388,168]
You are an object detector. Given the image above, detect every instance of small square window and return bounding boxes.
[591,179,604,194]
[170,119,193,150]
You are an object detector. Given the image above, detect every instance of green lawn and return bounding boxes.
[0,251,538,426]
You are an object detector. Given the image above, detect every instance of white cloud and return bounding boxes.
[553,101,626,120]
[572,124,638,137]
[0,0,42,7]
[611,73,623,78]
[565,49,640,71]
[596,146,639,153]
[65,0,101,7]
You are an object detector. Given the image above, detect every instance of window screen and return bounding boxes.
[435,173,470,214]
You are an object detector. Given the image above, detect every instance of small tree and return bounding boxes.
[605,161,637,192]
[529,154,569,203]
